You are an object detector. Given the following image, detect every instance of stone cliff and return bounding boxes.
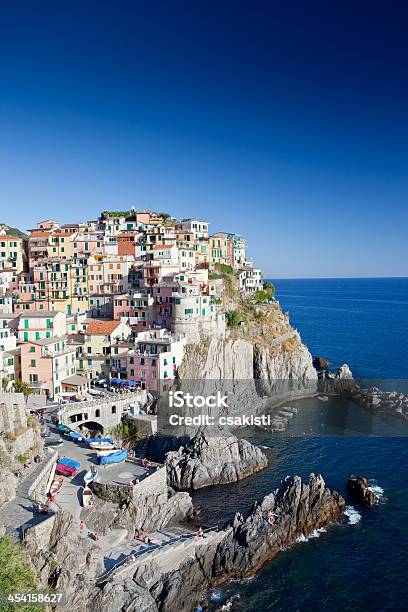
[0,393,44,512]
[177,301,317,412]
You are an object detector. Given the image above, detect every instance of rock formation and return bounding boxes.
[155,474,345,612]
[320,365,408,420]
[165,431,268,490]
[24,510,104,610]
[347,475,379,507]
[313,355,330,369]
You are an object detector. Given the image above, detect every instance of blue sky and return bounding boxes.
[0,0,407,277]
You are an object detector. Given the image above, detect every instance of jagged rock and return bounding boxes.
[313,355,330,369]
[91,579,158,612]
[335,364,354,379]
[347,475,378,507]
[166,432,268,490]
[24,511,104,611]
[155,474,345,612]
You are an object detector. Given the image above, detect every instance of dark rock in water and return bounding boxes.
[165,431,268,490]
[155,474,345,612]
[135,432,190,463]
[347,475,378,507]
[313,355,330,370]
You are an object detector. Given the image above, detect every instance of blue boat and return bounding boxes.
[99,449,128,465]
[85,437,113,445]
[59,457,81,470]
[69,431,83,442]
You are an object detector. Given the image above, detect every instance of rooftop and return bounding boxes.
[86,320,122,335]
[20,311,61,318]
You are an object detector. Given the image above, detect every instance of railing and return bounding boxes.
[96,524,218,584]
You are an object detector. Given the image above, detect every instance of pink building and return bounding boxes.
[126,328,186,392]
[113,292,156,332]
[72,233,105,259]
[20,335,77,398]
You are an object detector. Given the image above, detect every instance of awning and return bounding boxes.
[111,377,125,384]
[124,380,137,386]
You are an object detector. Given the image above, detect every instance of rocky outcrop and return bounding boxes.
[313,355,330,369]
[85,479,194,539]
[24,511,104,610]
[166,432,268,490]
[91,579,158,612]
[155,474,345,611]
[320,365,408,420]
[347,475,379,507]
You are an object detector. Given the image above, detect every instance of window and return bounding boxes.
[46,319,52,329]
[29,374,38,383]
[112,405,116,414]
[29,346,35,353]
[24,332,28,342]
[95,409,100,418]
[24,319,29,329]
[30,359,36,367]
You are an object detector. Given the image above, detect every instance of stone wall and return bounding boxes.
[0,393,28,434]
[91,465,166,504]
[28,449,58,503]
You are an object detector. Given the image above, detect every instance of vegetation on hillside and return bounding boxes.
[0,536,41,611]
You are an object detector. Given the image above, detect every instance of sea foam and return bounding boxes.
[344,505,362,525]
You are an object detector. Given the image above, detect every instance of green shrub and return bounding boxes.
[0,536,41,611]
[226,310,242,327]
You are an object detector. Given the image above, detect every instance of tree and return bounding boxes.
[253,290,271,304]
[13,381,34,398]
[263,281,276,296]
[1,377,9,392]
[159,212,171,221]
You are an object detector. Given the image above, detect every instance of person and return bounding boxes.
[267,511,277,525]
[197,527,204,538]
[80,520,85,534]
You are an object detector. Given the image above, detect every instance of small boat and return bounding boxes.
[49,477,64,499]
[44,438,64,448]
[96,448,120,457]
[69,431,83,442]
[99,449,128,465]
[59,457,81,470]
[82,486,94,507]
[56,463,77,477]
[318,396,329,402]
[89,441,115,451]
[58,423,71,434]
[84,467,98,484]
[85,437,113,446]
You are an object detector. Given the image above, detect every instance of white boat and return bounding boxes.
[89,441,115,450]
[84,467,98,484]
[96,448,120,457]
[82,486,94,507]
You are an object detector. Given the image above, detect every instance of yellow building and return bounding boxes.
[0,235,26,276]
[47,231,74,259]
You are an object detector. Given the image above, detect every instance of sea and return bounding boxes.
[193,277,408,612]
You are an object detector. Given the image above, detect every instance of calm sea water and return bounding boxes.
[194,278,408,612]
